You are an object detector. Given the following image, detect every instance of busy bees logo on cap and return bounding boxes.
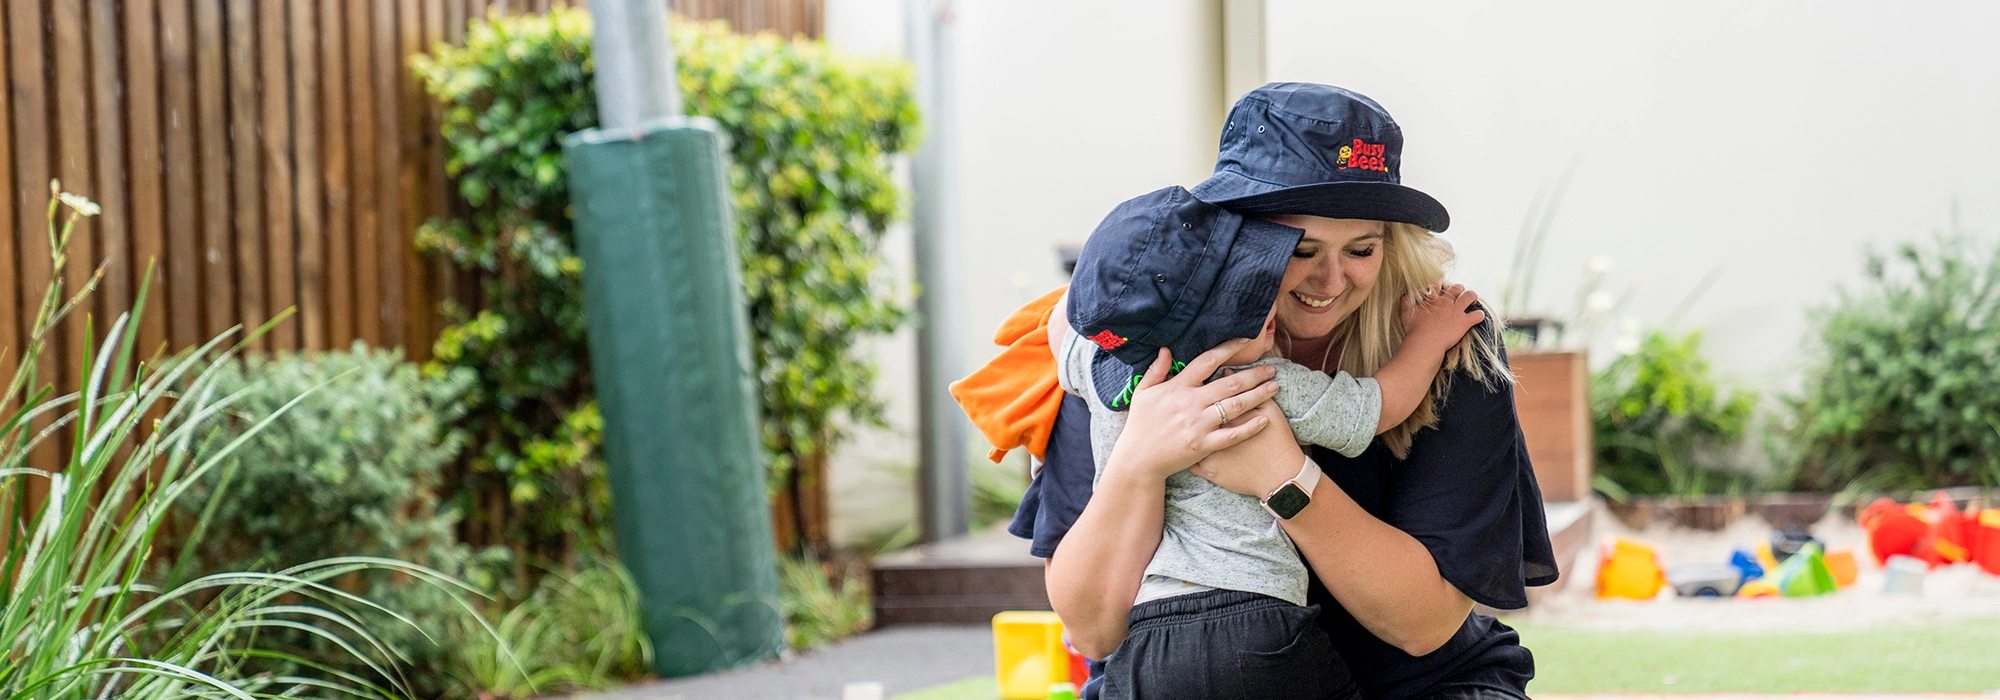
[1337,139,1389,172]
[1190,83,1451,232]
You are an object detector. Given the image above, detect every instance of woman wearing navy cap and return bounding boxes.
[1023,84,1557,700]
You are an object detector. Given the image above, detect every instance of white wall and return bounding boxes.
[820,0,1229,544]
[950,0,1225,372]
[1264,0,2000,388]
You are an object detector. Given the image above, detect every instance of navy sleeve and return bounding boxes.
[1380,339,1559,610]
[1007,393,1096,558]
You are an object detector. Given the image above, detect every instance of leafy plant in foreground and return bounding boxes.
[0,185,465,698]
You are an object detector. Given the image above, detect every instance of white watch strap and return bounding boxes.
[1294,457,1321,497]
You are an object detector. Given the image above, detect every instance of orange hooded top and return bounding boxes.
[950,285,1067,463]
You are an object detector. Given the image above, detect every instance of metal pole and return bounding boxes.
[592,0,682,126]
[906,0,969,543]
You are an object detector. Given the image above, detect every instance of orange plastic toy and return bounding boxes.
[1824,548,1859,588]
[1597,537,1667,600]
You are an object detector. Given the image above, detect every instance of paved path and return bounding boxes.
[589,626,992,700]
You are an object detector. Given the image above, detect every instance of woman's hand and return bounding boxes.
[1189,400,1306,498]
[1102,340,1282,482]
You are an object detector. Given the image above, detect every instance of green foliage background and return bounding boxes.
[1783,234,2000,492]
[411,9,917,558]
[175,345,490,695]
[1592,330,1757,497]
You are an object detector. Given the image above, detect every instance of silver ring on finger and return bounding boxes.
[1212,401,1230,426]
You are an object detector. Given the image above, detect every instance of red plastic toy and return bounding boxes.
[1923,492,1974,566]
[1861,497,1929,566]
[1975,509,2000,576]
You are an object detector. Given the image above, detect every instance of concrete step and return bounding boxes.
[871,527,1049,627]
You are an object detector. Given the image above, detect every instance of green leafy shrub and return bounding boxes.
[2,187,457,697]
[1593,330,1757,497]
[412,9,917,557]
[411,9,606,563]
[450,553,653,697]
[170,343,489,694]
[1783,234,2000,491]
[779,555,872,649]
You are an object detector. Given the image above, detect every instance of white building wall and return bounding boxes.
[822,0,1228,544]
[1263,0,2000,388]
[815,1,2000,541]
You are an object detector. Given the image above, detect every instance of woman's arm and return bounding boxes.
[1044,341,1282,659]
[1045,467,1168,658]
[1191,402,1472,656]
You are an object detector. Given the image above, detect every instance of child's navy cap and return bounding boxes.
[1068,186,1303,410]
[1192,82,1451,232]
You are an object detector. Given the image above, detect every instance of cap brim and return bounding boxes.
[1193,171,1451,232]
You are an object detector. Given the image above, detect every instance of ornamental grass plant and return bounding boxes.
[0,185,469,699]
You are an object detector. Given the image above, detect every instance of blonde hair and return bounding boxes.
[1326,221,1512,459]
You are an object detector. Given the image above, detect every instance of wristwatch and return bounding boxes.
[1261,458,1321,520]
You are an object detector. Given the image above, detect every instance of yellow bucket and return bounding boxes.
[992,611,1068,699]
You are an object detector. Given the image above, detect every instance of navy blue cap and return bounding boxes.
[1192,83,1450,232]
[1068,186,1303,410]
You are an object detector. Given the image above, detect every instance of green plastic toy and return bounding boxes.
[1776,541,1837,597]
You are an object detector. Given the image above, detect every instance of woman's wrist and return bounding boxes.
[1100,453,1171,491]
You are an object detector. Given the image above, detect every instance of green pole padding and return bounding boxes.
[561,117,783,677]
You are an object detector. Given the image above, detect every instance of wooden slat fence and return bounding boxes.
[0,0,820,478]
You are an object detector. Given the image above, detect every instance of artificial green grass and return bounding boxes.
[1514,616,2000,693]
[891,676,1001,700]
[890,618,2000,698]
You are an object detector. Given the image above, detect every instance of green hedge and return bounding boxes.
[412,9,917,558]
[1783,234,2000,491]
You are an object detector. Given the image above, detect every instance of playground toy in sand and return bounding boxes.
[1884,554,1927,595]
[1980,510,2000,576]
[992,611,1089,700]
[1824,548,1859,588]
[1597,537,1668,600]
[1771,542,1838,597]
[1667,565,1745,597]
[1859,494,2000,573]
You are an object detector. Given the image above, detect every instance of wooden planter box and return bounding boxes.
[1755,493,1833,529]
[1666,496,1747,531]
[1606,495,1749,531]
[1509,350,1592,503]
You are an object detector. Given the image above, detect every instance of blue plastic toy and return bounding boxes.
[1730,549,1764,586]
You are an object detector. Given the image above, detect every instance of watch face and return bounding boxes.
[1267,483,1310,520]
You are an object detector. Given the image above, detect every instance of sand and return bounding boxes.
[1511,506,2000,634]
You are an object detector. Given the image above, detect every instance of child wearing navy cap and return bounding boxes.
[1054,185,1484,698]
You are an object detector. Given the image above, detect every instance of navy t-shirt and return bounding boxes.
[1014,335,1558,700]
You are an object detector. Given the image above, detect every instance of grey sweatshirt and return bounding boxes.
[1055,330,1381,606]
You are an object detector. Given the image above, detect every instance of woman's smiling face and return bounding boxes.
[1269,215,1386,340]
